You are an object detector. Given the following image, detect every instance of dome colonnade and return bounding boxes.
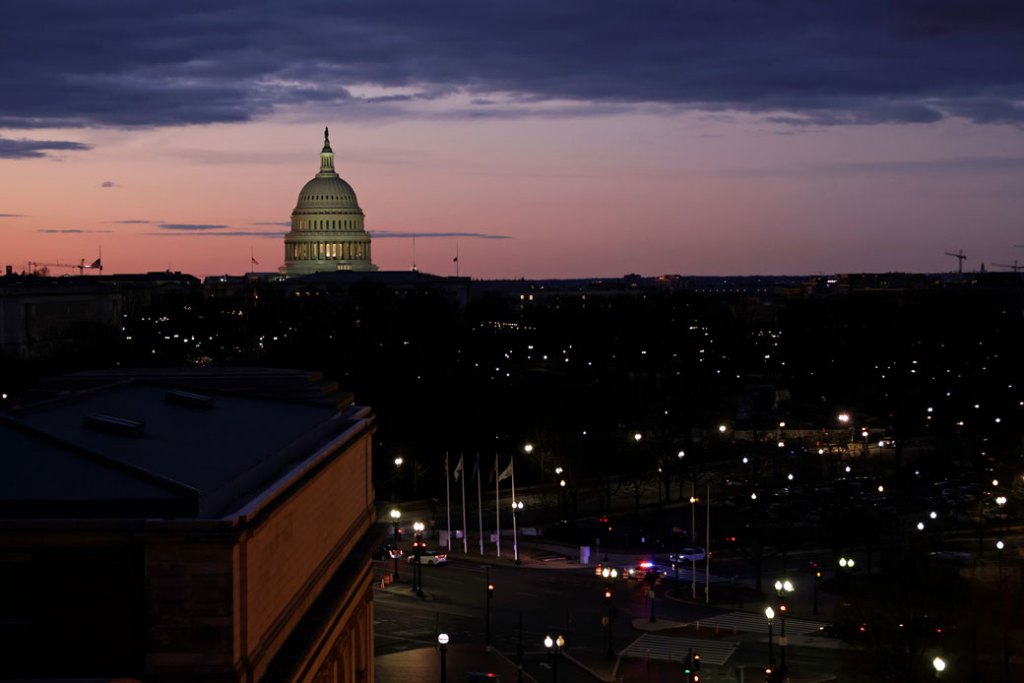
[284,128,377,274]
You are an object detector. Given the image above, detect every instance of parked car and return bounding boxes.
[374,543,403,560]
[669,547,706,563]
[407,549,448,565]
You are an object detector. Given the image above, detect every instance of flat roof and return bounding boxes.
[6,382,363,520]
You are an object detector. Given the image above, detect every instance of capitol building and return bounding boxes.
[284,128,377,275]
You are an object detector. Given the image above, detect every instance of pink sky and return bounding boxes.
[2,113,1023,279]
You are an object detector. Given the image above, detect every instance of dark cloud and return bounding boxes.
[371,230,510,240]
[149,229,284,238]
[110,219,157,224]
[101,180,117,188]
[253,221,291,227]
[0,214,23,217]
[37,229,112,233]
[0,136,91,159]
[1,2,1022,129]
[723,155,1024,178]
[158,223,228,231]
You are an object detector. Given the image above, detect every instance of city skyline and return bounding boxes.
[2,2,1023,279]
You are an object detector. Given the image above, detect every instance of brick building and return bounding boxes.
[0,373,376,681]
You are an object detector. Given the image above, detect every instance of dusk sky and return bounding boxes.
[2,1,1023,278]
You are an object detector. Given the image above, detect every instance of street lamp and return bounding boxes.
[774,579,794,676]
[394,456,404,467]
[413,521,425,596]
[765,606,775,672]
[437,633,449,683]
[633,432,642,442]
[544,634,565,683]
[601,577,616,658]
[932,655,946,678]
[511,500,524,563]
[390,508,401,581]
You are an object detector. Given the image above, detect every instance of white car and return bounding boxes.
[407,550,448,565]
[669,547,706,563]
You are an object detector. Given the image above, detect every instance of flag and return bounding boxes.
[497,458,514,482]
[251,256,260,265]
[471,454,480,481]
[453,255,458,262]
[453,455,464,482]
[89,258,101,269]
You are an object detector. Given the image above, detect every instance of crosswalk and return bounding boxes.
[690,610,827,636]
[622,634,737,665]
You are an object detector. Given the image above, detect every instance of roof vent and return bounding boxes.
[165,389,215,409]
[84,413,145,437]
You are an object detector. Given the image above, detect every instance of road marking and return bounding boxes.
[693,610,827,636]
[622,634,738,665]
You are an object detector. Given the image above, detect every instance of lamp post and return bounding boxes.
[765,606,775,673]
[601,567,618,658]
[511,500,524,564]
[390,508,401,581]
[544,634,565,683]
[413,521,425,596]
[838,555,855,596]
[437,633,449,683]
[932,655,945,679]
[774,579,794,676]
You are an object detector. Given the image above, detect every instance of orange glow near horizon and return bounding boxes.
[2,114,1023,279]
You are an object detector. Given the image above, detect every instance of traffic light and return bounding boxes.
[692,675,700,683]
[603,588,612,605]
[764,667,773,682]
[683,653,692,674]
[779,603,788,614]
[487,583,494,600]
[693,654,701,671]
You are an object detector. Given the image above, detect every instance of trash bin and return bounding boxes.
[580,545,591,565]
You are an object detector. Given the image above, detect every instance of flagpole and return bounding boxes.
[477,454,484,555]
[455,242,460,278]
[510,455,519,563]
[461,453,469,553]
[495,453,501,558]
[445,452,452,553]
[705,483,711,604]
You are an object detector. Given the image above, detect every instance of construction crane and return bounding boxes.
[992,261,1022,273]
[27,258,103,275]
[944,250,966,273]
